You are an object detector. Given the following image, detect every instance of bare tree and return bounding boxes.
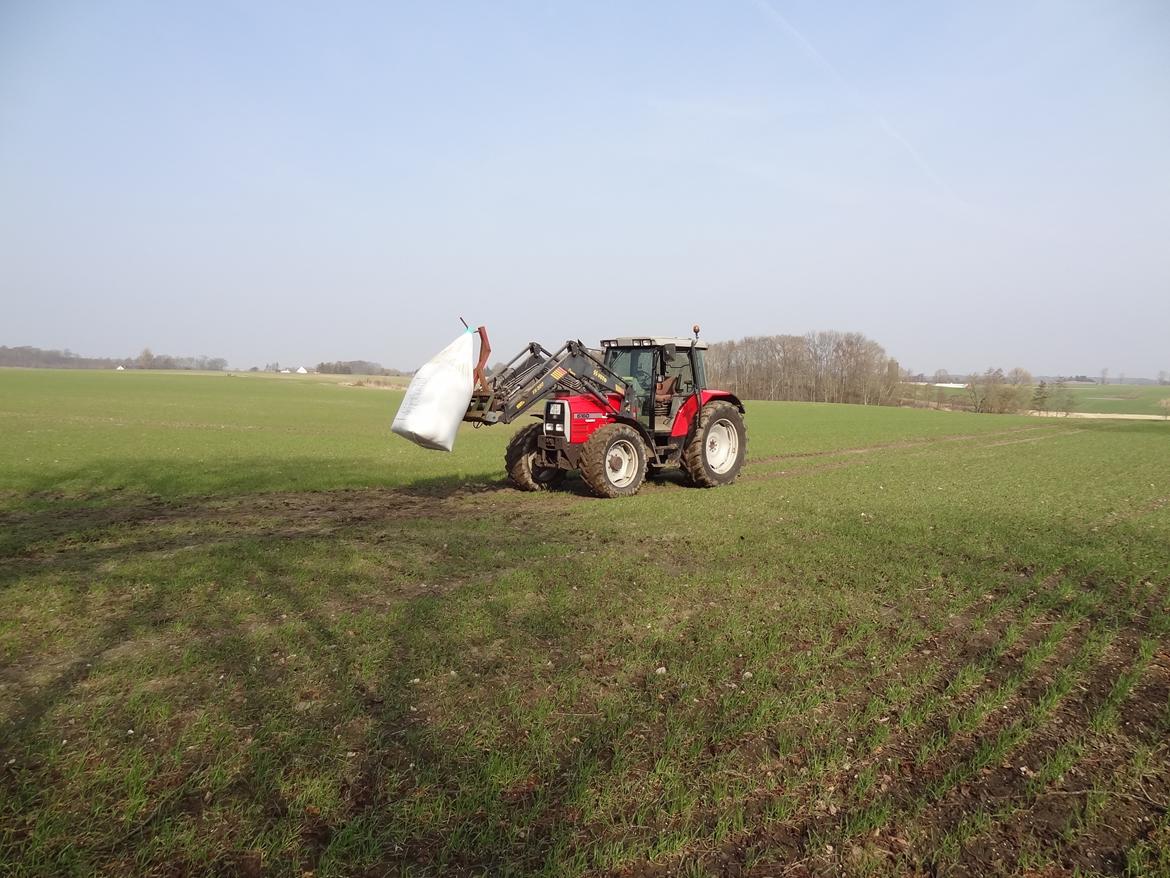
[705,331,897,405]
[966,368,1033,414]
[970,369,997,413]
[1006,367,1033,386]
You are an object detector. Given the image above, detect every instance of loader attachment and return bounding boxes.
[463,336,633,425]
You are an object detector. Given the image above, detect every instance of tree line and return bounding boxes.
[0,345,413,376]
[908,368,1075,415]
[0,345,226,371]
[134,348,228,371]
[314,360,408,376]
[704,331,902,405]
[702,335,1092,417]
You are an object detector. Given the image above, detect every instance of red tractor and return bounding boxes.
[464,326,746,497]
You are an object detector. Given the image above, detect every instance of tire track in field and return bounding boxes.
[743,426,1078,484]
[983,428,1085,447]
[748,427,1052,467]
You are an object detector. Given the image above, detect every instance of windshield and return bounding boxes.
[603,347,655,399]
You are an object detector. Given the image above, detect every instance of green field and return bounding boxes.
[1063,384,1170,416]
[930,382,1170,417]
[2,369,1169,877]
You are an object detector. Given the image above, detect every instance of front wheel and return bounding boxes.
[579,423,648,498]
[683,401,747,487]
[505,423,565,491]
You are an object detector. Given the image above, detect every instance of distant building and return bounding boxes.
[115,365,125,371]
[296,366,308,374]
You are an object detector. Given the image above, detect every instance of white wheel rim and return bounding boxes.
[606,439,638,488]
[705,419,739,474]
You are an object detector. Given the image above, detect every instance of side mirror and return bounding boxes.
[663,344,676,358]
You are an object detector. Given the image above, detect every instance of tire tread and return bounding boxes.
[579,423,648,498]
[683,401,747,488]
[505,423,564,491]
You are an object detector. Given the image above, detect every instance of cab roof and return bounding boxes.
[600,336,708,350]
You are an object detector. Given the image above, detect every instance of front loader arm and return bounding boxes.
[464,339,632,425]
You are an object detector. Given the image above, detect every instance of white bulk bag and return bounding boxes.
[391,330,475,451]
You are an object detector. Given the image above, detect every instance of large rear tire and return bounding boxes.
[579,423,648,498]
[505,423,565,491]
[683,401,747,487]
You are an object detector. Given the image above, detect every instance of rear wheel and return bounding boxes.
[505,423,565,491]
[579,423,648,498]
[683,401,747,487]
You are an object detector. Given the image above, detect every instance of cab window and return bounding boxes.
[603,347,655,400]
[662,351,695,393]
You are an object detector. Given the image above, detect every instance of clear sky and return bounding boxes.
[2,1,1168,377]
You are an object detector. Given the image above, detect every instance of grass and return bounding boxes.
[1,369,1168,877]
[1062,383,1170,416]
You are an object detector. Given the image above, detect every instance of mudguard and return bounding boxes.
[669,390,745,438]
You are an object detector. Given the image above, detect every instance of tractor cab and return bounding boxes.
[599,336,708,432]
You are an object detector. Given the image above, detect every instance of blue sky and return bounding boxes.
[1,1,1168,376]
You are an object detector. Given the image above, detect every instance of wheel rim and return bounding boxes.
[605,439,639,488]
[705,419,739,474]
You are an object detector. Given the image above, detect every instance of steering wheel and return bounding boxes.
[633,367,653,393]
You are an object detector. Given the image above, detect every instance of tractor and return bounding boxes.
[463,325,746,497]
